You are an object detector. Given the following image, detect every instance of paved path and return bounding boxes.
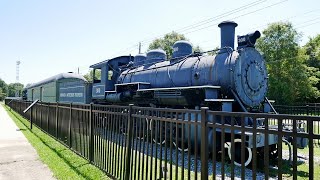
[0,104,55,180]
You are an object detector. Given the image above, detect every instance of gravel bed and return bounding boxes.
[95,128,276,179]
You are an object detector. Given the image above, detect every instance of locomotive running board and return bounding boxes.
[136,85,221,91]
[204,99,234,102]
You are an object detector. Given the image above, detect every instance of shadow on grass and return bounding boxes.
[268,159,309,178]
[8,109,113,180]
[270,161,309,178]
[16,128,27,131]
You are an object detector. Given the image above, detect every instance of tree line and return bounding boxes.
[256,22,320,105]
[0,79,24,101]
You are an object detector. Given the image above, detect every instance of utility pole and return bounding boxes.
[15,60,21,97]
[16,60,21,83]
[138,42,141,54]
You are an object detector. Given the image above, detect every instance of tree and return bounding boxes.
[148,31,201,59]
[7,83,24,97]
[84,70,93,82]
[0,78,8,100]
[304,35,320,68]
[256,22,320,104]
[303,35,320,100]
[0,88,5,101]
[84,69,101,83]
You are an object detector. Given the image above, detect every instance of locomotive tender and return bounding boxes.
[25,21,303,166]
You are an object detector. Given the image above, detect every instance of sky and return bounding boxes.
[1,0,320,85]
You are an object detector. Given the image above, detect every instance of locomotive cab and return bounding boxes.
[90,56,133,102]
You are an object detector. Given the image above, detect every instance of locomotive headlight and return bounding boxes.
[237,31,261,48]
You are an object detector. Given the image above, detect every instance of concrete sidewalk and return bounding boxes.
[0,104,55,180]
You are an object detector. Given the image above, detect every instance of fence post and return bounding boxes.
[68,103,72,148]
[56,103,59,138]
[30,106,33,130]
[308,118,314,180]
[40,103,42,129]
[47,104,50,132]
[124,104,134,180]
[306,105,310,116]
[201,107,209,180]
[89,103,94,162]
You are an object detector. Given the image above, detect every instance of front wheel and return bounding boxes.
[227,139,253,167]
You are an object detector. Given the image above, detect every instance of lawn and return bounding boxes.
[3,104,111,180]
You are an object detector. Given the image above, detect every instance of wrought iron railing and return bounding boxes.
[5,99,320,180]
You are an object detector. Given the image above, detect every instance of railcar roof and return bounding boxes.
[89,55,133,68]
[26,73,87,89]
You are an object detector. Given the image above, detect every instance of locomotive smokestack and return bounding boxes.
[218,21,238,50]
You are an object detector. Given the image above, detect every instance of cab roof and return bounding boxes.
[89,55,133,69]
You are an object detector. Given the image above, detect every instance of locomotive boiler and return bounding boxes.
[99,21,269,112]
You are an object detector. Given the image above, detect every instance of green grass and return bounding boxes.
[3,104,111,180]
[268,146,320,179]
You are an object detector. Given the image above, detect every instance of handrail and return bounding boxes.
[265,97,278,114]
[23,99,39,113]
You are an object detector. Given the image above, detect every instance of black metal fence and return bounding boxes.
[5,99,320,180]
[274,104,320,116]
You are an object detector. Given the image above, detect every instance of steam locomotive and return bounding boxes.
[24,21,301,166]
[91,21,269,110]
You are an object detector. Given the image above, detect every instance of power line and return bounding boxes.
[295,17,320,29]
[252,8,320,30]
[109,43,139,58]
[297,20,320,29]
[199,9,320,51]
[114,0,288,56]
[143,0,288,45]
[139,0,268,44]
[181,0,288,36]
[117,0,273,55]
[175,0,267,32]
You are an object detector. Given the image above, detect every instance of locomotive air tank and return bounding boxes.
[118,21,268,107]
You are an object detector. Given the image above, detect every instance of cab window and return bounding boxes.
[93,68,101,83]
[107,64,114,80]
